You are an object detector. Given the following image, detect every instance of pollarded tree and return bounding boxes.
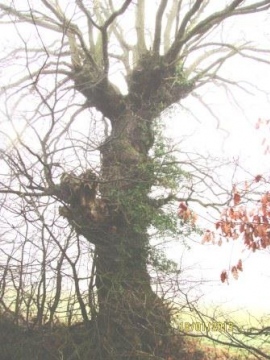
[0,1,270,358]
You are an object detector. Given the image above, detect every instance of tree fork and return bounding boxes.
[59,48,193,358]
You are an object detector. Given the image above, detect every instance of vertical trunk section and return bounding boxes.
[57,110,173,358]
[61,54,191,358]
[92,111,171,358]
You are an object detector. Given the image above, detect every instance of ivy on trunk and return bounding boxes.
[56,53,190,357]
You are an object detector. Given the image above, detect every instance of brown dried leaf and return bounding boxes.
[220,270,228,283]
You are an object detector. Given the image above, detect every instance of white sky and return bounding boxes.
[163,21,270,319]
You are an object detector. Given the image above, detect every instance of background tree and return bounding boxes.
[0,1,270,359]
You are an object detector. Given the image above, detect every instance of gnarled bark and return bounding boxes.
[55,53,191,357]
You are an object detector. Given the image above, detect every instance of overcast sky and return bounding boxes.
[163,12,270,318]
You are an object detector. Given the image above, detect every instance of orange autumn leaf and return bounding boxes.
[251,242,258,252]
[202,230,214,244]
[240,223,245,233]
[221,221,232,236]
[254,175,263,183]
[231,266,238,280]
[261,194,270,216]
[229,208,242,220]
[262,215,269,224]
[260,238,267,248]
[212,166,270,280]
[256,224,267,238]
[253,214,260,224]
[233,192,241,205]
[178,202,197,224]
[178,202,187,211]
[237,259,243,271]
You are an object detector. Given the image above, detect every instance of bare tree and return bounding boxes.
[0,1,270,358]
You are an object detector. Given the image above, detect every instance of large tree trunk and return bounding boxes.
[94,111,171,358]
[94,232,171,358]
[57,53,191,359]
[58,115,171,358]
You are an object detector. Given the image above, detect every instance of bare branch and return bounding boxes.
[0,3,63,33]
[163,1,180,53]
[153,0,169,55]
[165,0,204,62]
[165,0,270,63]
[101,0,133,73]
[135,0,147,56]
